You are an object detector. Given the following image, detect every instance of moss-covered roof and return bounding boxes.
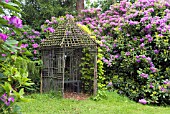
[41,20,97,47]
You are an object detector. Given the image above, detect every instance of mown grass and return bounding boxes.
[18,92,170,114]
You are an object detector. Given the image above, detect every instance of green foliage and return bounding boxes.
[97,48,106,90]
[0,0,35,113]
[0,55,34,113]
[80,48,94,93]
[21,0,77,29]
[80,47,106,94]
[91,90,108,101]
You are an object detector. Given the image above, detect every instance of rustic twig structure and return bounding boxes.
[40,19,97,97]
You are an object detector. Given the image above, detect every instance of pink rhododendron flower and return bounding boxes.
[0,93,14,106]
[0,33,8,41]
[9,16,22,28]
[47,27,55,33]
[140,73,148,78]
[150,67,157,73]
[32,43,39,48]
[5,0,10,3]
[21,44,28,48]
[139,99,147,104]
[150,83,154,88]
[163,79,170,84]
[1,54,6,57]
[33,50,37,54]
[3,16,10,21]
[45,20,50,23]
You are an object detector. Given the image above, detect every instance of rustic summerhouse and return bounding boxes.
[40,19,97,97]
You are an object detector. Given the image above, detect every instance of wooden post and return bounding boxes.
[93,47,98,96]
[62,47,65,97]
[40,69,43,94]
[40,49,43,94]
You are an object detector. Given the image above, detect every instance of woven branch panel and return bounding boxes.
[41,20,96,47]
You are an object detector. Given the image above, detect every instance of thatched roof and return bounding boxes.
[41,20,97,48]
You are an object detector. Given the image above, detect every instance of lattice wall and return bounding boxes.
[41,47,84,94]
[41,19,98,96]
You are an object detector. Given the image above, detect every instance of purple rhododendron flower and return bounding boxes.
[146,57,151,62]
[0,94,7,104]
[21,44,28,48]
[44,29,47,32]
[34,31,40,36]
[32,43,39,48]
[150,83,154,88]
[136,55,140,59]
[33,50,37,54]
[163,79,170,85]
[140,43,145,48]
[0,33,8,41]
[150,67,157,73]
[160,87,167,92]
[5,0,10,3]
[136,59,141,63]
[148,37,153,43]
[133,37,137,41]
[23,32,27,34]
[145,24,152,30]
[125,52,131,56]
[1,54,6,57]
[9,16,22,28]
[11,32,15,36]
[53,20,57,24]
[149,62,155,67]
[114,54,120,59]
[0,93,14,106]
[45,20,50,23]
[107,82,113,87]
[154,49,159,54]
[141,55,146,58]
[8,97,14,103]
[47,27,55,33]
[102,57,109,63]
[139,99,147,104]
[140,73,148,78]
[140,38,145,42]
[3,16,10,21]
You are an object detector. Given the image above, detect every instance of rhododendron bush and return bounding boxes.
[80,0,170,105]
[0,0,34,113]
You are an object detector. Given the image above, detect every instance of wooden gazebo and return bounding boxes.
[40,19,98,97]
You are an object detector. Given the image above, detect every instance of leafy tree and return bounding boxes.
[85,0,136,12]
[21,0,77,29]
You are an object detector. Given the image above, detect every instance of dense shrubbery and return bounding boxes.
[0,0,36,113]
[80,0,170,105]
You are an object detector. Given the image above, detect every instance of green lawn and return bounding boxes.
[18,92,170,114]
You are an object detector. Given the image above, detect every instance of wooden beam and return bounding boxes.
[40,70,43,94]
[93,46,98,96]
[62,47,65,97]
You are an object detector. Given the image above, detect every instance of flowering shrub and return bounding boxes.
[80,0,170,105]
[0,0,34,113]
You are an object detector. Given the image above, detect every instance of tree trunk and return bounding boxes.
[76,0,84,15]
